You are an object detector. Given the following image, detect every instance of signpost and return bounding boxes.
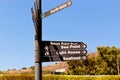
[31,0,87,80]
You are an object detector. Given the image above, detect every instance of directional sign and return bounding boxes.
[41,41,87,62]
[42,0,72,19]
[42,41,87,51]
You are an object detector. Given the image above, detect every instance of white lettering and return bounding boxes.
[61,46,69,49]
[70,45,81,49]
[50,42,60,45]
[70,42,78,45]
[63,57,81,60]
[56,51,66,55]
[49,1,72,15]
[50,7,59,14]
[59,4,67,10]
[61,42,69,45]
[68,51,81,54]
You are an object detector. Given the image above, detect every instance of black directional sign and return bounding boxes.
[41,41,87,62]
[42,0,72,19]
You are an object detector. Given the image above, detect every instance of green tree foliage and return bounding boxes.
[97,46,120,75]
[67,46,120,75]
[22,67,27,70]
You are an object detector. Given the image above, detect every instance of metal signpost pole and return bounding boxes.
[32,0,42,80]
[35,0,42,80]
[35,34,42,80]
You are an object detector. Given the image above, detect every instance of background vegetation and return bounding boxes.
[1,46,120,80]
[67,46,120,75]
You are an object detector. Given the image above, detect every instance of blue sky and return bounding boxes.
[0,0,120,70]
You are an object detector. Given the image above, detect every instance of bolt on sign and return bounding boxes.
[41,41,87,62]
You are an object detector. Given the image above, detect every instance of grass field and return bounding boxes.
[0,74,34,80]
[0,74,120,80]
[43,75,120,80]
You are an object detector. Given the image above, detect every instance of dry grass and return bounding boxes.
[1,74,120,80]
[0,73,34,80]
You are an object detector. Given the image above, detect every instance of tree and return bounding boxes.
[97,46,120,75]
[67,46,120,75]
[22,67,27,70]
